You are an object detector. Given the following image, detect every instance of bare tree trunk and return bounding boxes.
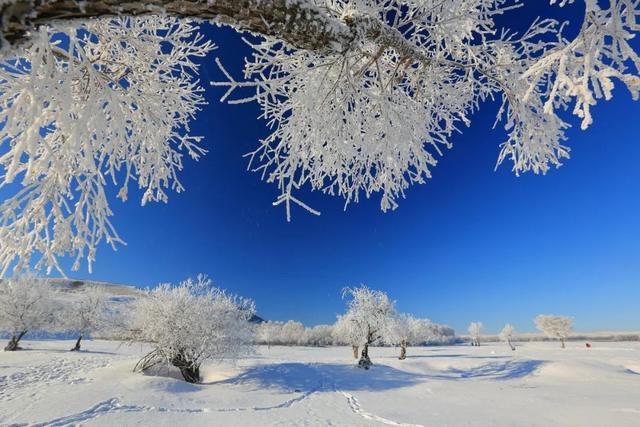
[358,343,372,369]
[352,344,359,359]
[398,340,407,360]
[4,330,27,351]
[561,338,566,349]
[171,351,201,383]
[70,335,83,351]
[508,339,515,351]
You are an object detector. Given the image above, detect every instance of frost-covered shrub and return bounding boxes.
[129,275,255,383]
[0,273,56,351]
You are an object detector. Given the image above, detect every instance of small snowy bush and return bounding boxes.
[129,275,255,383]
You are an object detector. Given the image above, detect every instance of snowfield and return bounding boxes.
[1,340,640,426]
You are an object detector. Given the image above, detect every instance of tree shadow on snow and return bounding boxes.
[216,362,424,393]
[427,360,545,381]
[154,359,545,394]
[406,354,510,360]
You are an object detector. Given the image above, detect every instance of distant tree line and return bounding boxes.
[3,274,633,384]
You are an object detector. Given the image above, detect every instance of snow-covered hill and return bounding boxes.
[45,278,143,300]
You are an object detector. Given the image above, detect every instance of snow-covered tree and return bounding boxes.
[0,1,638,276]
[0,273,55,350]
[340,286,396,369]
[333,314,362,358]
[468,322,483,346]
[535,314,573,348]
[128,275,255,383]
[389,314,419,360]
[60,285,110,351]
[500,324,516,351]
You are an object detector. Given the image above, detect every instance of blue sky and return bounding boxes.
[6,3,640,334]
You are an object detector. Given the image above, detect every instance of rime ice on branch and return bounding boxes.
[0,1,639,275]
[339,285,396,369]
[0,17,213,276]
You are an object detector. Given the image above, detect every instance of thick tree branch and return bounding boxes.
[0,0,432,63]
[1,0,354,51]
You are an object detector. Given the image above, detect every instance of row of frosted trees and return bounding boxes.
[1,274,573,383]
[254,317,455,349]
[0,275,455,379]
[0,274,113,351]
[468,316,574,350]
[0,274,255,383]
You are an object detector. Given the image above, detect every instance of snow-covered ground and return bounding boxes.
[1,340,639,426]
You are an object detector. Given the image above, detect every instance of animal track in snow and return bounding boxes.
[32,389,316,426]
[340,391,424,427]
[0,356,110,402]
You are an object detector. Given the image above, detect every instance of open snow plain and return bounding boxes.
[1,340,639,426]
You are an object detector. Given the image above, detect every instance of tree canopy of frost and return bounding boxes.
[0,0,638,275]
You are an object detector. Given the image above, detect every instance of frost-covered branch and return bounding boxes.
[0,1,639,276]
[0,17,213,275]
[214,0,640,217]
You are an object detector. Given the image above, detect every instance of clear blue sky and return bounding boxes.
[8,3,640,333]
